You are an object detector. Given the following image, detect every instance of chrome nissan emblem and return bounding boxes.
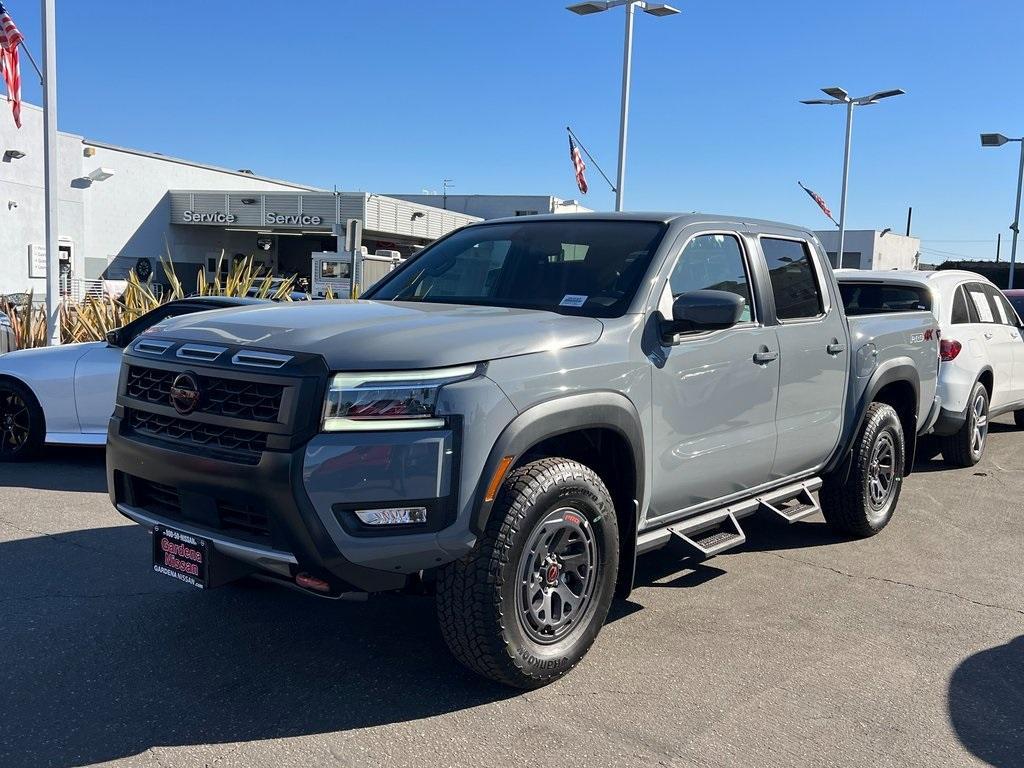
[169,372,201,415]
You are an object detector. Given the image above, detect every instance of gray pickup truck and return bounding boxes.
[106,213,939,687]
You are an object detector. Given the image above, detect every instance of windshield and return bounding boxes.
[366,220,667,317]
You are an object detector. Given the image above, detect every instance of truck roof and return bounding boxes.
[475,210,815,235]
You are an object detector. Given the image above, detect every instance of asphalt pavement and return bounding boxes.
[1,419,1022,768]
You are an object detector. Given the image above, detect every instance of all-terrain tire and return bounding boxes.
[0,379,45,462]
[436,458,618,689]
[942,381,989,468]
[820,402,905,537]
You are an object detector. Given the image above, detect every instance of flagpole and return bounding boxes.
[566,126,616,194]
[42,0,60,344]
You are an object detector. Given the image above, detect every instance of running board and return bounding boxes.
[636,477,823,556]
[667,511,746,559]
[758,486,820,523]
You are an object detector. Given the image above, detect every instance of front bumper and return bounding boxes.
[107,419,443,593]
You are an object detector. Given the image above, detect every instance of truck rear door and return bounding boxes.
[757,235,848,479]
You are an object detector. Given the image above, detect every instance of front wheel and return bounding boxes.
[0,380,45,462]
[820,402,905,537]
[436,458,618,688]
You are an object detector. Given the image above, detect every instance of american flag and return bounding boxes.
[798,181,838,226]
[568,134,588,195]
[0,1,23,128]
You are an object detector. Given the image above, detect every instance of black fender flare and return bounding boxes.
[827,359,921,482]
[470,391,645,596]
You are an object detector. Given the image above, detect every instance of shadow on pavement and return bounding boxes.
[0,525,515,768]
[948,636,1024,767]
[0,446,106,493]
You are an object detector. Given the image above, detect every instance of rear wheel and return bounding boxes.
[942,382,989,467]
[0,380,44,462]
[820,402,905,537]
[436,458,618,688]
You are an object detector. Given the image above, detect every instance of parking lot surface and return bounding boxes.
[1,419,1021,768]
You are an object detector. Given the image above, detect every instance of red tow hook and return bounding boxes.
[295,573,331,593]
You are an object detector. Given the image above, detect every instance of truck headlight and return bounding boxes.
[322,364,478,431]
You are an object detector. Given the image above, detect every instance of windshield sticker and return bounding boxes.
[559,294,588,308]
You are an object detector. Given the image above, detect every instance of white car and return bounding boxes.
[838,269,1024,466]
[0,296,262,460]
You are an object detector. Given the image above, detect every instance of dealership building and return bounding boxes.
[1,102,486,298]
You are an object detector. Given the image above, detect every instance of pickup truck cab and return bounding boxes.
[107,213,938,688]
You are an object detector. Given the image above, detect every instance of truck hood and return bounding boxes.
[149,300,604,369]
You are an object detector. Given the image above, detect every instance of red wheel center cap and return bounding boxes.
[545,564,560,585]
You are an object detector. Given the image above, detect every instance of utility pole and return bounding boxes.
[997,232,1002,263]
[42,0,60,344]
[442,179,454,210]
[905,206,912,236]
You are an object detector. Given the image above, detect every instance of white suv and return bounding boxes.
[837,269,1024,466]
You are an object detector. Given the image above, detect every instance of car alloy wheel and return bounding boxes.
[970,391,988,460]
[866,430,897,520]
[0,389,31,456]
[515,507,598,645]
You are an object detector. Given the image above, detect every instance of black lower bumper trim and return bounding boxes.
[107,418,408,593]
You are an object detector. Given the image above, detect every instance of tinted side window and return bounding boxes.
[982,284,1018,326]
[950,286,970,324]
[838,282,930,315]
[762,238,824,320]
[669,234,753,322]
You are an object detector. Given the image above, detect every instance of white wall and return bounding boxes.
[0,100,315,295]
[814,229,920,270]
[388,194,591,220]
[0,103,85,295]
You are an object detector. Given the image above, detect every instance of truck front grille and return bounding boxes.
[126,366,284,422]
[126,408,268,463]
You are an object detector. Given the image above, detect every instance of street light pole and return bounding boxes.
[614,3,635,212]
[980,133,1024,289]
[801,86,905,269]
[567,1,680,212]
[1010,140,1024,289]
[836,100,854,270]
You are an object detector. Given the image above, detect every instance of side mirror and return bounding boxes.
[663,290,745,340]
[105,328,124,348]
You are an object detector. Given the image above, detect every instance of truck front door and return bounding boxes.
[759,236,847,479]
[648,231,780,521]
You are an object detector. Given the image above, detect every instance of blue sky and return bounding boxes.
[5,0,1024,262]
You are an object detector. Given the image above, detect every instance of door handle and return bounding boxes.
[753,349,778,364]
[827,341,846,355]
[984,332,994,340]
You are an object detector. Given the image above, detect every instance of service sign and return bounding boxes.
[28,244,46,278]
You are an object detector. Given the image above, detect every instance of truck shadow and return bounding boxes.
[0,525,516,768]
[947,636,1024,767]
[0,446,107,492]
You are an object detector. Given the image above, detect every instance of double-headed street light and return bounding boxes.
[801,86,905,268]
[567,1,680,211]
[980,132,1024,289]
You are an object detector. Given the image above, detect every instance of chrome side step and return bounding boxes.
[636,477,823,557]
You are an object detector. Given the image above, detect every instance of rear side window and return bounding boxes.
[981,284,1019,326]
[761,238,824,320]
[965,283,995,323]
[950,287,971,324]
[669,234,754,323]
[838,282,931,315]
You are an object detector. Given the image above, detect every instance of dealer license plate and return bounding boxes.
[152,525,209,589]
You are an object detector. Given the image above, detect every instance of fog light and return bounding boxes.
[354,507,427,526]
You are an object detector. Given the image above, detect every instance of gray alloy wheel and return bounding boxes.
[865,430,898,523]
[969,390,989,461]
[515,507,599,645]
